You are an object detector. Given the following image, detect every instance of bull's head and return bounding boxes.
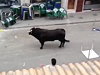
[29,27,36,35]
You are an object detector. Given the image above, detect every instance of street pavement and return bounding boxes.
[0,21,100,72]
[0,10,100,72]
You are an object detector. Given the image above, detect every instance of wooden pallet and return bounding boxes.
[1,60,100,75]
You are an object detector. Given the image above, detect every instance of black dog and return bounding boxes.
[29,27,70,49]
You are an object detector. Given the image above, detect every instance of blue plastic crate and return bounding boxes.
[47,6,54,10]
[54,2,61,8]
[47,4,54,10]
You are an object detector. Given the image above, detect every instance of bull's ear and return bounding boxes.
[32,27,36,30]
[30,27,36,31]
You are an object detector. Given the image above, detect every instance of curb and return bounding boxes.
[8,20,100,29]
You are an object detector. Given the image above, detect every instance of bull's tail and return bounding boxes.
[65,39,70,42]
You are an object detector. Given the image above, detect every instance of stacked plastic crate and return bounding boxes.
[54,0,61,8]
[46,0,54,10]
[46,0,61,10]
[1,10,16,28]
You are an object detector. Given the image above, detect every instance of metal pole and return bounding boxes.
[88,49,90,59]
[81,45,83,51]
[88,43,93,59]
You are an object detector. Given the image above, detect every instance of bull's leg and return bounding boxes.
[59,39,66,48]
[62,39,70,47]
[59,41,63,48]
[59,42,62,48]
[62,41,65,47]
[40,41,44,49]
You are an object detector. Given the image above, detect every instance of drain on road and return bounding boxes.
[78,17,83,19]
[93,13,98,16]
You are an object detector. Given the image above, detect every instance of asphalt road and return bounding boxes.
[0,22,100,72]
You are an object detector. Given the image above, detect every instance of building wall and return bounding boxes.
[62,0,78,13]
[20,0,30,5]
[61,0,68,10]
[20,0,84,12]
[65,0,84,12]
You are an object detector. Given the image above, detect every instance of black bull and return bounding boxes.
[29,27,70,49]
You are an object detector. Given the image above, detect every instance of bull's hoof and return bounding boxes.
[40,47,43,49]
[62,45,64,47]
[59,46,62,48]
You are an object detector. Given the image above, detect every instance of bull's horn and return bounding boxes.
[33,27,36,29]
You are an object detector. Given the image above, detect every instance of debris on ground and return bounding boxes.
[14,35,18,39]
[92,28,100,32]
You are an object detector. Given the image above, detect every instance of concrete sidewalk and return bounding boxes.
[0,10,100,29]
[68,10,100,23]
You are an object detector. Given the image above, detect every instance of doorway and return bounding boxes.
[76,0,84,12]
[68,0,75,9]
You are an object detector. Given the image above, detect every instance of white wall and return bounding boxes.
[61,0,68,10]
[20,0,30,5]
